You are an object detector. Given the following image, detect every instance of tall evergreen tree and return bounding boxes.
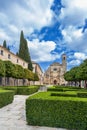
[3,40,7,48]
[18,31,33,71]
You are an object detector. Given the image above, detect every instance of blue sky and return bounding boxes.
[0,0,87,72]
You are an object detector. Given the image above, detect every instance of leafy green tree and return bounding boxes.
[14,64,25,79]
[64,67,80,86]
[64,59,87,88]
[3,40,7,48]
[79,60,87,88]
[24,69,34,81]
[64,71,72,81]
[4,61,15,77]
[18,30,33,71]
[27,70,34,81]
[0,60,5,76]
[33,73,39,81]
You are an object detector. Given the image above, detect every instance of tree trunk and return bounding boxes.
[84,80,87,88]
[79,81,81,88]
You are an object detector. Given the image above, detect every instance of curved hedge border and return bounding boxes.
[0,90,14,108]
[26,92,87,130]
[1,85,40,95]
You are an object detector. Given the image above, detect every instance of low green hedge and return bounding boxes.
[26,92,87,130]
[0,85,40,95]
[48,86,82,92]
[77,92,87,98]
[47,88,64,92]
[17,86,39,95]
[51,92,77,97]
[1,87,17,94]
[0,90,14,108]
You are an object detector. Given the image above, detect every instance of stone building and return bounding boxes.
[0,45,28,68]
[43,54,67,85]
[31,61,43,85]
[0,45,43,86]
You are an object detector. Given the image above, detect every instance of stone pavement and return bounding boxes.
[0,95,68,130]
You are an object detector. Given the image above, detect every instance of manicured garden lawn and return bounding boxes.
[26,86,87,130]
[0,85,40,108]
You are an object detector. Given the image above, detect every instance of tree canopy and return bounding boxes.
[0,59,36,81]
[18,31,33,71]
[64,59,87,87]
[3,40,7,48]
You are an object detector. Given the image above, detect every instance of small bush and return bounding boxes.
[0,90,14,108]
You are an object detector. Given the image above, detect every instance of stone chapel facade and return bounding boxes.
[43,54,67,85]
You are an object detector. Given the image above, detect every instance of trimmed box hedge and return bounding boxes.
[47,87,80,92]
[17,86,39,95]
[1,86,17,94]
[77,92,87,98]
[51,92,77,97]
[26,92,87,130]
[0,90,14,108]
[0,85,40,95]
[47,88,64,92]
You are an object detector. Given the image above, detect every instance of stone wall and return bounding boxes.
[0,77,29,86]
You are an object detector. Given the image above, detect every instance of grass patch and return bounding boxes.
[26,92,87,130]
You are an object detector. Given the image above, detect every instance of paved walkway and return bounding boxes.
[0,94,67,130]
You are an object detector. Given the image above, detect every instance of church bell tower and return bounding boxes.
[62,54,67,72]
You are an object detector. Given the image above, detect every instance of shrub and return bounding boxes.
[0,85,39,95]
[1,86,17,94]
[47,87,81,92]
[17,86,39,95]
[0,90,14,108]
[77,92,87,98]
[51,92,77,97]
[26,92,87,130]
[47,88,63,92]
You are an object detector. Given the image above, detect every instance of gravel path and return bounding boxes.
[0,94,67,130]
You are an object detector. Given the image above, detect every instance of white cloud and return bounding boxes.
[60,0,87,26]
[74,52,87,60]
[0,0,54,44]
[0,29,11,42]
[27,39,60,62]
[61,25,87,52]
[59,0,87,53]
[61,25,83,44]
[67,52,87,70]
[68,59,81,66]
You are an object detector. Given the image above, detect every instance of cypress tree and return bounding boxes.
[18,31,33,71]
[3,40,7,48]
